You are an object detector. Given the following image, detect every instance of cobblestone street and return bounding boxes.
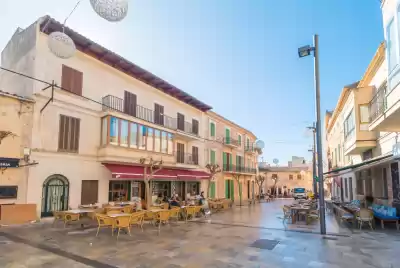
[1,201,400,268]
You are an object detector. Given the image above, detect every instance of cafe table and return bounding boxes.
[290,206,311,224]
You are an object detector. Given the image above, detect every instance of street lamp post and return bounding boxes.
[307,123,318,196]
[298,34,326,235]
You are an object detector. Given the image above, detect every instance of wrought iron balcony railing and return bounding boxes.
[176,152,199,165]
[369,84,387,123]
[102,95,177,131]
[223,164,257,174]
[223,137,240,147]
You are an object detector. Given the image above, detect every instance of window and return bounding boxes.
[343,110,355,140]
[192,146,199,165]
[177,143,185,163]
[210,122,216,137]
[139,125,147,150]
[167,133,173,154]
[238,135,242,146]
[359,104,369,124]
[101,117,107,145]
[297,174,302,180]
[192,119,199,135]
[338,145,341,162]
[109,117,119,145]
[154,103,164,125]
[58,115,80,153]
[161,131,167,153]
[223,152,232,171]
[61,65,83,95]
[0,186,18,199]
[124,91,137,116]
[236,155,243,171]
[356,176,364,195]
[210,150,216,164]
[344,178,348,198]
[387,19,398,73]
[147,128,154,151]
[177,113,185,131]
[130,123,138,148]
[289,174,293,180]
[154,129,161,152]
[120,120,128,147]
[246,137,250,149]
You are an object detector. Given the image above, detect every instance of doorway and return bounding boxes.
[391,162,400,215]
[41,175,69,217]
[81,180,99,205]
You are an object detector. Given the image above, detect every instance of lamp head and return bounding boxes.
[298,45,312,58]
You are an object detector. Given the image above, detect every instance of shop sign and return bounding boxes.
[393,143,400,157]
[0,158,20,168]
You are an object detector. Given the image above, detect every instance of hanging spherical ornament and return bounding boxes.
[47,31,76,59]
[90,0,129,22]
[255,140,265,150]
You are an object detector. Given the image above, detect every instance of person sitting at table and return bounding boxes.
[169,197,180,208]
[155,193,163,204]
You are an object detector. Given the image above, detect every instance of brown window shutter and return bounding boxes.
[61,65,73,92]
[74,117,80,152]
[192,119,199,135]
[58,115,65,151]
[159,105,164,125]
[154,104,160,124]
[124,91,137,116]
[73,69,83,96]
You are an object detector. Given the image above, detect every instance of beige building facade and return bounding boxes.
[204,111,259,202]
[325,39,400,209]
[0,16,260,217]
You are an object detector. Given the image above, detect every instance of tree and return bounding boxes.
[255,174,266,201]
[271,174,279,196]
[232,173,243,206]
[140,157,163,209]
[0,131,17,144]
[205,163,221,198]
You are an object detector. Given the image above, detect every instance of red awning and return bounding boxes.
[103,163,210,180]
[176,169,211,180]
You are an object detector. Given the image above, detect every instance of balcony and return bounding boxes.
[245,145,256,154]
[222,164,257,174]
[175,120,200,140]
[102,95,176,130]
[223,137,239,148]
[176,152,199,166]
[368,82,400,131]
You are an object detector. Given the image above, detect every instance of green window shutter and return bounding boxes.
[230,180,234,201]
[210,123,215,137]
[238,135,241,146]
[229,153,233,170]
[223,152,227,170]
[211,150,216,164]
[236,155,239,167]
[210,182,216,198]
[225,128,230,143]
[225,180,229,198]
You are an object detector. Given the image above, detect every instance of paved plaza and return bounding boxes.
[1,200,400,268]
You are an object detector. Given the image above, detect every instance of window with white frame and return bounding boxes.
[359,104,369,130]
[388,18,398,73]
[343,109,355,141]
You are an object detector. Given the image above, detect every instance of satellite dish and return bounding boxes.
[255,140,265,149]
[273,158,279,165]
[90,0,129,22]
[48,31,76,59]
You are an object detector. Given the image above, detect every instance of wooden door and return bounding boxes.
[177,113,185,131]
[124,91,137,116]
[81,180,98,205]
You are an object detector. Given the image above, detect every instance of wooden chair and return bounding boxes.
[123,206,133,214]
[306,210,319,225]
[169,207,181,222]
[114,215,132,239]
[357,208,374,230]
[130,211,145,232]
[64,212,80,228]
[193,206,202,217]
[89,208,105,220]
[52,211,65,227]
[185,207,196,222]
[96,214,115,237]
[154,211,170,234]
[144,211,156,224]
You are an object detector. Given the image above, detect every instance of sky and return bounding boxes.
[1,0,384,165]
